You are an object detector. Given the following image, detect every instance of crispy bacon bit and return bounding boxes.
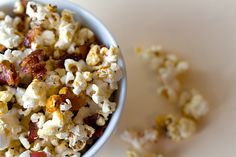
[28,122,38,143]
[0,44,6,53]
[0,60,19,86]
[20,49,47,80]
[59,87,87,111]
[78,43,90,60]
[24,27,41,47]
[84,114,99,127]
[30,152,46,157]
[92,126,106,140]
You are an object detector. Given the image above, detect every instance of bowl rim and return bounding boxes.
[0,0,127,157]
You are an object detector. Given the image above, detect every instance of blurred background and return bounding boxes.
[70,0,236,157]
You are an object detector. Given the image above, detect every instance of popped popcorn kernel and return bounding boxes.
[180,90,209,119]
[0,101,8,115]
[156,115,196,141]
[86,45,101,66]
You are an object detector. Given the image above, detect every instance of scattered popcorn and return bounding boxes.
[126,150,163,157]
[0,0,123,155]
[179,90,209,119]
[156,115,196,141]
[121,128,159,150]
[121,46,209,156]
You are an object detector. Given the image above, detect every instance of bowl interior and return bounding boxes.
[0,0,127,156]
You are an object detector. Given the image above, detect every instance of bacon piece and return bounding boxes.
[28,122,38,143]
[30,152,46,157]
[92,126,106,140]
[78,43,90,60]
[24,27,41,47]
[20,49,47,80]
[59,87,87,111]
[0,60,19,86]
[84,114,99,127]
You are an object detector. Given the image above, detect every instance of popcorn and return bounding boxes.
[13,0,25,15]
[0,101,8,115]
[96,63,123,84]
[60,99,72,111]
[26,1,60,29]
[31,30,56,49]
[45,72,61,96]
[55,10,78,50]
[0,131,10,151]
[179,90,209,119]
[68,124,95,151]
[0,11,5,20]
[31,140,41,151]
[19,133,31,149]
[86,84,106,104]
[0,108,22,150]
[121,128,159,151]
[30,113,46,129]
[99,100,116,119]
[103,46,119,63]
[96,115,106,126]
[41,30,56,46]
[86,45,101,66]
[5,148,16,157]
[15,87,26,107]
[72,72,88,95]
[61,71,75,86]
[0,16,22,48]
[61,149,81,157]
[156,115,196,141]
[38,110,64,138]
[64,59,86,73]
[19,150,31,157]
[13,17,22,29]
[126,150,163,157]
[0,90,14,103]
[77,28,95,45]
[22,79,47,109]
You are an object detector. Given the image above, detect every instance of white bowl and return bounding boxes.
[0,0,127,156]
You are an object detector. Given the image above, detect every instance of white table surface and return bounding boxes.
[70,0,236,157]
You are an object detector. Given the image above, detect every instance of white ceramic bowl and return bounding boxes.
[0,0,127,156]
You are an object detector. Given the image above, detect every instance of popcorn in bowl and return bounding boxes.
[0,0,123,156]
